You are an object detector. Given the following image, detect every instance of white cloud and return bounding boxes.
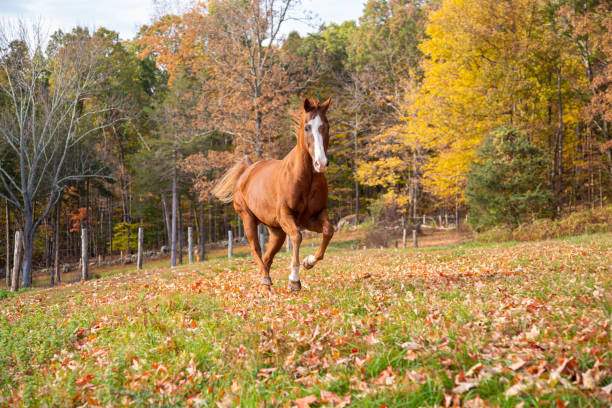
[286,0,366,36]
[0,0,365,40]
[1,0,153,40]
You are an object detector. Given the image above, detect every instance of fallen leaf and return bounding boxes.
[231,379,242,394]
[466,363,484,377]
[216,392,233,408]
[509,359,526,371]
[374,366,395,386]
[464,396,487,408]
[505,382,527,397]
[294,395,317,408]
[452,381,478,394]
[320,390,351,407]
[366,333,380,345]
[525,325,540,341]
[581,369,596,390]
[75,374,93,386]
[399,341,421,350]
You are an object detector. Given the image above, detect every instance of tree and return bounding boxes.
[0,22,113,286]
[406,0,610,213]
[466,127,554,229]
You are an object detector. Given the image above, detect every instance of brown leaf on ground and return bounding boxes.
[464,396,487,408]
[452,381,479,394]
[399,341,422,350]
[293,395,317,408]
[505,382,528,397]
[581,369,597,390]
[525,325,540,341]
[320,390,351,407]
[466,363,484,377]
[374,366,395,386]
[509,359,527,371]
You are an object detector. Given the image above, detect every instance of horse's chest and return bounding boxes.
[285,184,325,214]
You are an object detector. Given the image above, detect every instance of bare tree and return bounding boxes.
[0,21,113,286]
[196,0,301,158]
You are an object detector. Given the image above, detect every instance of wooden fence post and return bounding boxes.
[188,227,194,264]
[137,227,144,271]
[402,228,407,248]
[10,230,22,292]
[228,230,233,259]
[81,228,88,281]
[413,229,418,249]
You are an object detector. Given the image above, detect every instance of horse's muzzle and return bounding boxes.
[313,159,328,173]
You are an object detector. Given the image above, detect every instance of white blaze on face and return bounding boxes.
[309,115,328,173]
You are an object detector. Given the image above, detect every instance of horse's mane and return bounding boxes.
[290,108,305,140]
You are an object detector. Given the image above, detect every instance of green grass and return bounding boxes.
[0,233,610,407]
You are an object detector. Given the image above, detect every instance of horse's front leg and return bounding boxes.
[302,209,334,270]
[279,206,303,291]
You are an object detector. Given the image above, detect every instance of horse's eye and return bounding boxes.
[305,125,311,132]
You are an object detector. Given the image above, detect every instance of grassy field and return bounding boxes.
[0,233,610,407]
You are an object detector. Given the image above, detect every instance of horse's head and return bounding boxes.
[302,97,332,173]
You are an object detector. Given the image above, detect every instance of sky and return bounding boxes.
[0,0,366,40]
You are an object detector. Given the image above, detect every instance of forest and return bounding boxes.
[1,0,610,288]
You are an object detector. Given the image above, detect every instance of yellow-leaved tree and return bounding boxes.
[404,0,594,211]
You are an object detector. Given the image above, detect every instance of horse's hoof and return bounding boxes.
[302,255,316,270]
[289,280,302,292]
[260,277,273,286]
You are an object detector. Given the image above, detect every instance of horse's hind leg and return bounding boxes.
[263,227,286,271]
[240,212,271,286]
[303,209,334,270]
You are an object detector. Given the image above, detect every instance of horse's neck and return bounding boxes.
[285,127,313,180]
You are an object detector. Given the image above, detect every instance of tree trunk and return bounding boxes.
[254,87,263,158]
[5,200,10,288]
[161,193,172,247]
[402,215,407,248]
[137,227,144,271]
[213,201,218,242]
[126,223,131,255]
[108,197,113,257]
[178,194,183,265]
[21,203,34,288]
[53,199,61,284]
[228,230,233,259]
[354,112,360,227]
[81,227,88,281]
[556,67,564,212]
[455,192,459,229]
[188,227,194,264]
[208,198,213,244]
[85,180,89,252]
[11,230,22,292]
[199,202,206,261]
[171,157,178,268]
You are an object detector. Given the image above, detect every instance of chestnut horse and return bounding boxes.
[212,97,333,291]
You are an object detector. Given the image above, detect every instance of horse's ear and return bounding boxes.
[320,97,332,114]
[303,98,316,112]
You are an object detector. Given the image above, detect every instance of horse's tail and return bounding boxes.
[212,156,253,203]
